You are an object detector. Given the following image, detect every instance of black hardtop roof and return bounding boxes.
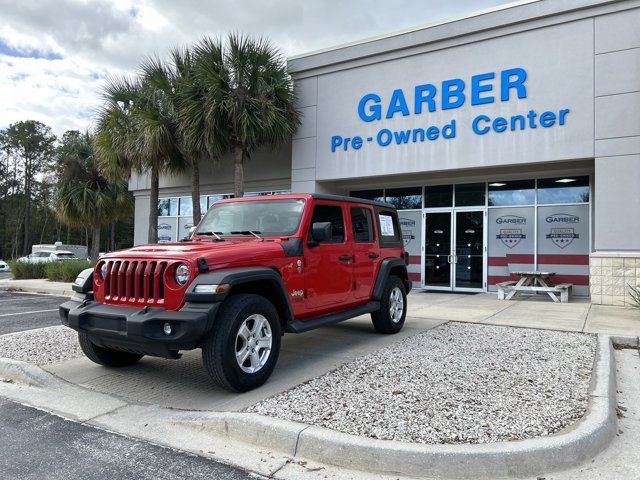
[311,193,396,210]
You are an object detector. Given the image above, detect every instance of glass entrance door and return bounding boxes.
[423,212,452,288]
[423,210,485,291]
[454,211,484,290]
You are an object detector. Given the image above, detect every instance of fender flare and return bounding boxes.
[372,258,410,300]
[185,266,294,323]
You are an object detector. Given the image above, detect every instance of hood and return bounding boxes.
[102,238,288,265]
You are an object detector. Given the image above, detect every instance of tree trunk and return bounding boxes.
[233,144,244,198]
[148,167,159,243]
[90,223,101,263]
[191,154,201,225]
[22,187,30,255]
[110,221,116,251]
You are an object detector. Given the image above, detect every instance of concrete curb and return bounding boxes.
[0,335,617,479]
[180,334,618,479]
[0,280,72,296]
[0,357,62,387]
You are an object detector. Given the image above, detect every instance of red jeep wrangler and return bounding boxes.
[60,194,410,392]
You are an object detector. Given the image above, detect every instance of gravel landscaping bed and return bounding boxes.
[0,326,83,365]
[248,322,597,444]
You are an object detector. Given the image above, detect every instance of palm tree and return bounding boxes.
[192,34,300,197]
[94,75,185,243]
[54,131,132,261]
[140,50,216,225]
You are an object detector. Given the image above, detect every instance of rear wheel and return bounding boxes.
[202,294,281,392]
[371,275,407,334]
[78,332,143,367]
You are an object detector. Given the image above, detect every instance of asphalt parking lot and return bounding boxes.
[0,398,252,480]
[0,291,67,335]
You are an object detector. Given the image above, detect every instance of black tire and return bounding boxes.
[371,275,407,334]
[202,294,281,393]
[78,332,143,367]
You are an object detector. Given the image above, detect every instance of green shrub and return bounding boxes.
[7,260,47,279]
[45,260,94,283]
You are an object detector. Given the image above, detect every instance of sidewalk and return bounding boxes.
[0,278,74,296]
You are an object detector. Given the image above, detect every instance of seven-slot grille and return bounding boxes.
[103,260,169,304]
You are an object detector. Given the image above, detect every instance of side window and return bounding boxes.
[350,207,374,243]
[310,205,345,243]
[378,211,401,242]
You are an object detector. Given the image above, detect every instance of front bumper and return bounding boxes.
[59,298,220,358]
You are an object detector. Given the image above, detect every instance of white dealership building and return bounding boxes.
[130,0,640,306]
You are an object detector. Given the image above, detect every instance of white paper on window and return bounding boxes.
[379,214,395,236]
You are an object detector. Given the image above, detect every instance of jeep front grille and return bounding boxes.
[103,259,168,304]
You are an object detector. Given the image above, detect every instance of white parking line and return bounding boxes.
[0,309,58,317]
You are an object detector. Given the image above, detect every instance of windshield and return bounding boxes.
[196,199,305,237]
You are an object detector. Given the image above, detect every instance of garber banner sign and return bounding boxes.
[330,67,570,153]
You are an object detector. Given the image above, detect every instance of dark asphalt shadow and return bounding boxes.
[0,398,253,480]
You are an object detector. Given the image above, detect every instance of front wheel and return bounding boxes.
[371,275,407,334]
[202,294,281,392]
[78,333,143,367]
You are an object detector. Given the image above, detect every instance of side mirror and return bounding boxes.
[310,222,332,245]
[188,226,197,238]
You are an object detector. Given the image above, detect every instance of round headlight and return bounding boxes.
[175,263,190,285]
[100,263,108,279]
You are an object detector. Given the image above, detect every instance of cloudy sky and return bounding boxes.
[0,0,514,137]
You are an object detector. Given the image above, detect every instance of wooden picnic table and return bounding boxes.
[497,271,573,303]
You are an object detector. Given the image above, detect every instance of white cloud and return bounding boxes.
[0,0,511,137]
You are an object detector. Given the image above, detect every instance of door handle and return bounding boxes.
[338,255,353,262]
[368,252,380,259]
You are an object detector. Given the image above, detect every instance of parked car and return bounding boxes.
[60,194,410,392]
[0,260,10,272]
[18,250,78,263]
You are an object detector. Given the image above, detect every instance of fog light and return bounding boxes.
[163,322,172,336]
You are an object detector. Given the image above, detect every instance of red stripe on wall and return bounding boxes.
[409,272,421,282]
[408,255,421,265]
[489,254,589,267]
[488,254,534,267]
[538,254,589,265]
[488,274,589,286]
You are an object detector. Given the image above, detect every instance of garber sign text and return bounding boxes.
[330,67,570,152]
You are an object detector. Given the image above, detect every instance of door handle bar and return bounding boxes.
[338,255,353,262]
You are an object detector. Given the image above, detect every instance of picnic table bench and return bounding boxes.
[497,271,572,303]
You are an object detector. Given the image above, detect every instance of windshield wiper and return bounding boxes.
[195,231,224,241]
[230,230,263,240]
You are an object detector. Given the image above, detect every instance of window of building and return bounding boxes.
[537,176,589,204]
[179,197,193,216]
[455,183,485,206]
[350,189,384,202]
[158,198,178,217]
[350,207,374,242]
[424,185,453,208]
[488,179,535,206]
[385,187,422,210]
[309,205,345,243]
